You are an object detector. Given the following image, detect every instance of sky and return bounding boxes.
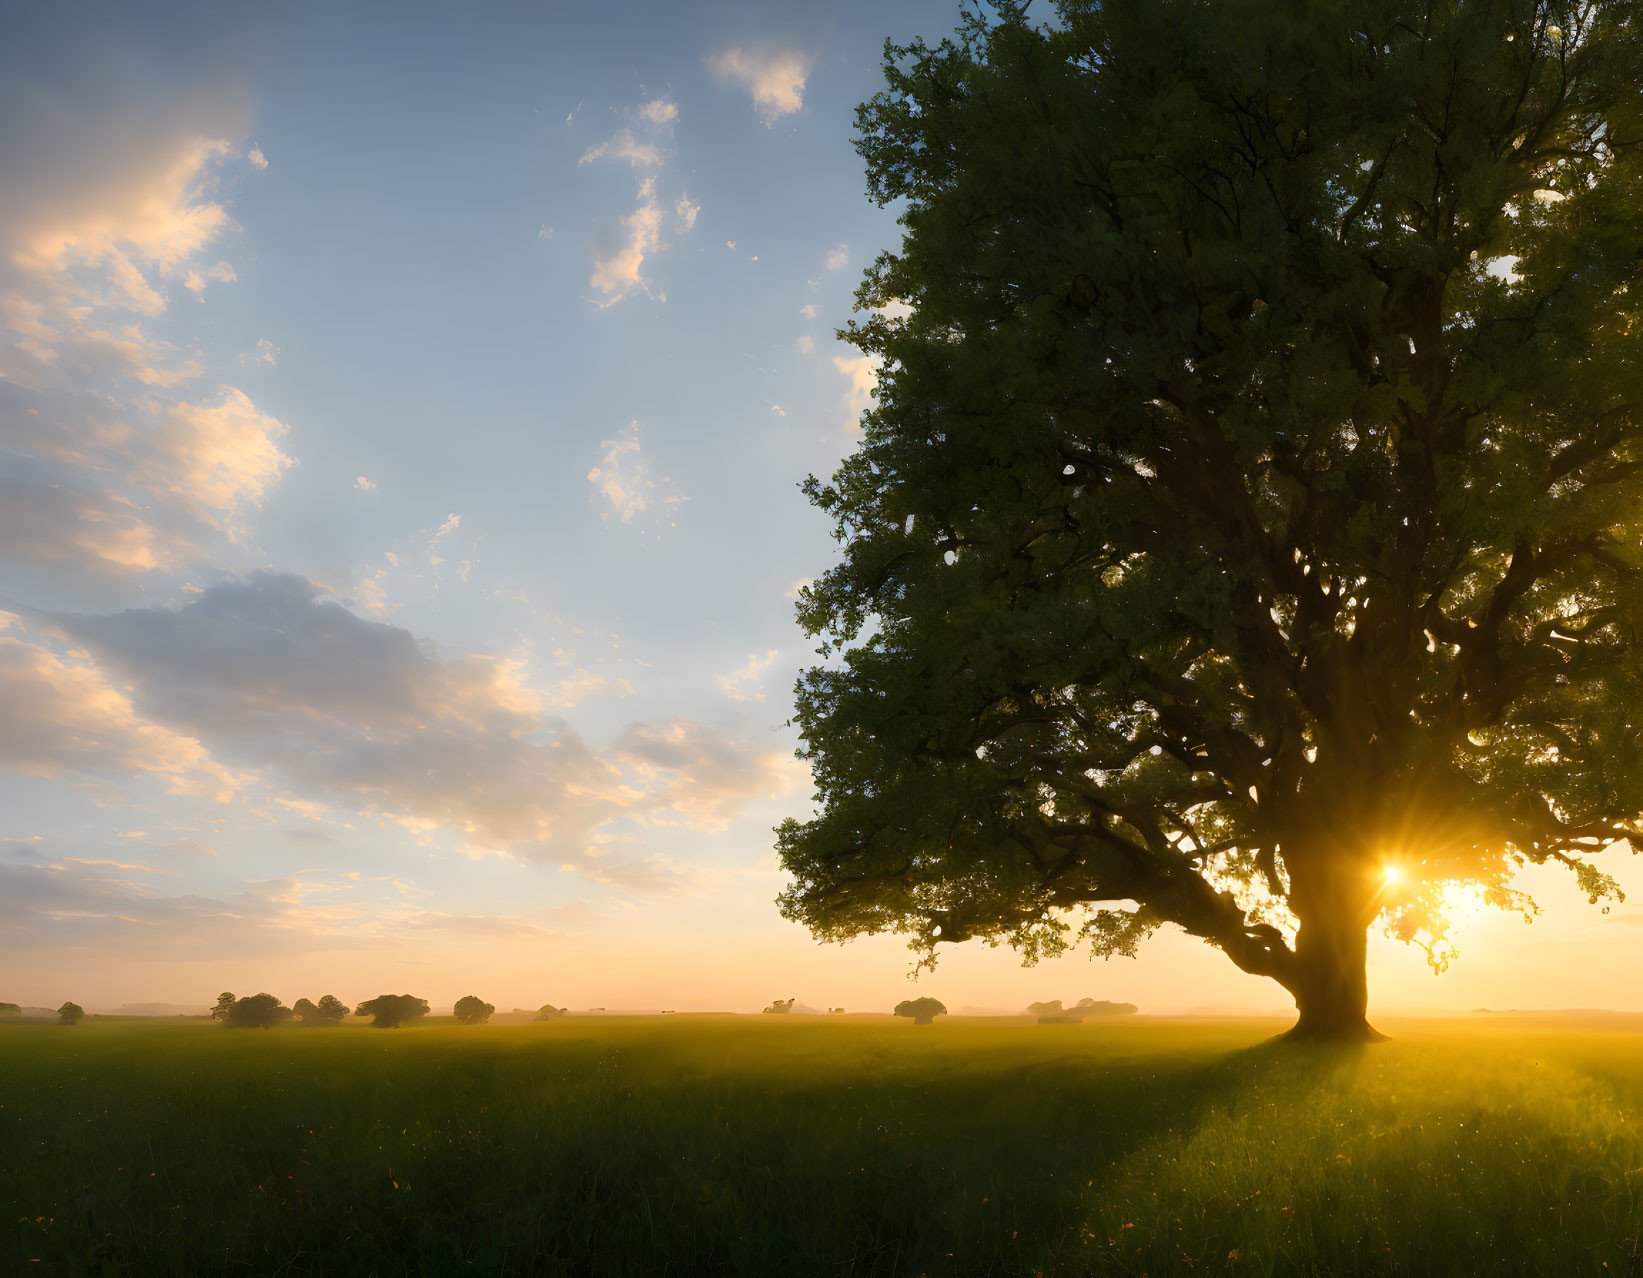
[4,0,1642,1018]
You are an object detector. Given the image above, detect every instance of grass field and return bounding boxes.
[4,1014,1643,1276]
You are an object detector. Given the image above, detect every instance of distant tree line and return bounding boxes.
[195,992,579,1029]
[1027,998,1139,1023]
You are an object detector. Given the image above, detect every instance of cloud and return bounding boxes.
[833,352,880,431]
[36,574,794,885]
[579,128,665,169]
[706,48,809,125]
[239,337,278,366]
[770,404,786,417]
[675,192,699,234]
[0,452,187,578]
[0,624,238,803]
[636,98,678,126]
[0,132,293,580]
[579,100,695,304]
[355,475,377,493]
[823,244,849,271]
[715,649,779,702]
[799,303,816,317]
[248,147,268,171]
[611,720,803,830]
[589,196,665,301]
[794,335,814,355]
[587,421,688,526]
[139,387,293,528]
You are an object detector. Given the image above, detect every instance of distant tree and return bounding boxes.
[292,997,318,1023]
[776,0,1643,1044]
[57,1002,84,1026]
[355,994,430,1029]
[829,1007,845,1014]
[533,1003,566,1021]
[762,998,796,1014]
[225,993,289,1029]
[893,997,946,1025]
[210,992,235,1022]
[314,994,349,1024]
[1071,998,1138,1020]
[0,1002,20,1017]
[453,995,495,1025]
[1027,1000,1064,1017]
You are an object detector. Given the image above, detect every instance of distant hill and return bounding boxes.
[107,1003,211,1017]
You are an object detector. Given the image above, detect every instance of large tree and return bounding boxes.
[779,0,1643,1040]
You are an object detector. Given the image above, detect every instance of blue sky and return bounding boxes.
[5,0,1641,1016]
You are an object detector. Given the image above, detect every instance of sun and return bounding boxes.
[1380,864,1405,887]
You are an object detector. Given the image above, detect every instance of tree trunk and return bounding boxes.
[1283,864,1385,1043]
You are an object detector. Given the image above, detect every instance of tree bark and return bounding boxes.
[1282,862,1385,1043]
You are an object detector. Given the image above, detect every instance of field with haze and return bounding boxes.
[5,1015,1643,1276]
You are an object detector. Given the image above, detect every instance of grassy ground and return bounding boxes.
[3,1014,1642,1276]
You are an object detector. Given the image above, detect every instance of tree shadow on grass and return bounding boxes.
[1076,1036,1643,1278]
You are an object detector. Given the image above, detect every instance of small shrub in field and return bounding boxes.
[763,998,796,1014]
[454,995,495,1025]
[534,1003,566,1021]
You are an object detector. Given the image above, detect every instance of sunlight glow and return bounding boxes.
[1381,864,1404,887]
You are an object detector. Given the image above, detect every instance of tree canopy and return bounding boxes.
[0,1002,20,1017]
[453,995,495,1025]
[778,0,1643,1040]
[355,994,430,1029]
[534,1003,566,1021]
[225,993,290,1029]
[57,1002,83,1026]
[293,995,349,1026]
[893,998,948,1025]
[211,992,235,1022]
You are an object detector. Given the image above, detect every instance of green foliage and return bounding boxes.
[453,996,495,1026]
[533,1003,566,1021]
[893,997,947,1024]
[781,0,1643,1028]
[6,1016,1643,1275]
[224,993,289,1030]
[1033,998,1139,1021]
[293,996,348,1027]
[55,1002,83,1026]
[210,992,235,1023]
[355,994,430,1029]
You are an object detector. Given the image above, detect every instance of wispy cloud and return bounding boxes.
[823,244,849,271]
[587,421,688,527]
[716,649,779,702]
[579,99,695,305]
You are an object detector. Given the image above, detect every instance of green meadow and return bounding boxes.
[4,1015,1643,1276]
